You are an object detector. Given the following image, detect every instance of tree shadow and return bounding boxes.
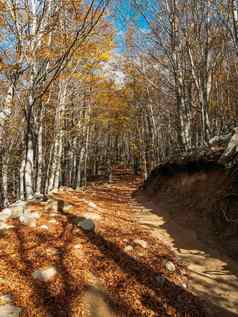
[133,189,238,317]
[0,221,150,316]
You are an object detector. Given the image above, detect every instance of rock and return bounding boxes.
[0,209,12,222]
[40,225,49,230]
[0,294,21,317]
[0,303,22,317]
[19,211,40,225]
[155,275,166,288]
[82,212,101,221]
[62,202,73,213]
[0,294,13,304]
[32,266,57,282]
[124,245,133,252]
[88,202,97,209]
[8,201,26,219]
[48,219,57,224]
[134,239,148,248]
[76,218,95,232]
[11,208,24,219]
[46,199,58,212]
[73,244,81,249]
[165,261,176,273]
[0,222,14,230]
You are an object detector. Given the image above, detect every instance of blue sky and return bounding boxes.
[111,0,150,53]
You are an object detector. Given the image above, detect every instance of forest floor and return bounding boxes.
[0,170,237,316]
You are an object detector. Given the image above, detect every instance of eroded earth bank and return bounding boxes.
[136,155,238,317]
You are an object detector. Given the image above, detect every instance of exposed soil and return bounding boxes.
[136,162,238,316]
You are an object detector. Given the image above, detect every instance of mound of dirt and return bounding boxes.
[142,155,238,260]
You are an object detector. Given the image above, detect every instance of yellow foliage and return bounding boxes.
[0,1,5,11]
[0,15,5,26]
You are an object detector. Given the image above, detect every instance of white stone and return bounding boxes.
[40,225,49,230]
[32,266,57,282]
[9,200,26,219]
[73,244,81,249]
[46,200,58,212]
[63,203,73,212]
[0,304,22,317]
[11,207,24,219]
[0,294,13,305]
[0,209,12,222]
[124,245,133,252]
[82,212,101,221]
[77,218,95,232]
[88,202,97,209]
[48,219,57,224]
[0,222,14,230]
[134,239,148,248]
[165,261,176,273]
[19,211,40,225]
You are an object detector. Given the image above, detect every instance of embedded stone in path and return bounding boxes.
[46,199,58,212]
[0,294,22,317]
[62,202,74,213]
[88,201,97,209]
[82,212,101,221]
[134,239,148,249]
[164,261,176,273]
[48,219,57,224]
[124,245,133,253]
[74,217,95,232]
[19,211,40,226]
[0,222,14,230]
[40,224,49,230]
[0,209,12,222]
[32,266,57,282]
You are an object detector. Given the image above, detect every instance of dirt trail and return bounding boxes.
[81,174,238,316]
[83,173,238,316]
[1,172,237,316]
[134,192,238,317]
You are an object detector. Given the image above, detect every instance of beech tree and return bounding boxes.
[0,0,238,206]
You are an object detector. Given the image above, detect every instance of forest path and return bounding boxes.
[134,190,238,317]
[0,171,208,317]
[1,171,237,316]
